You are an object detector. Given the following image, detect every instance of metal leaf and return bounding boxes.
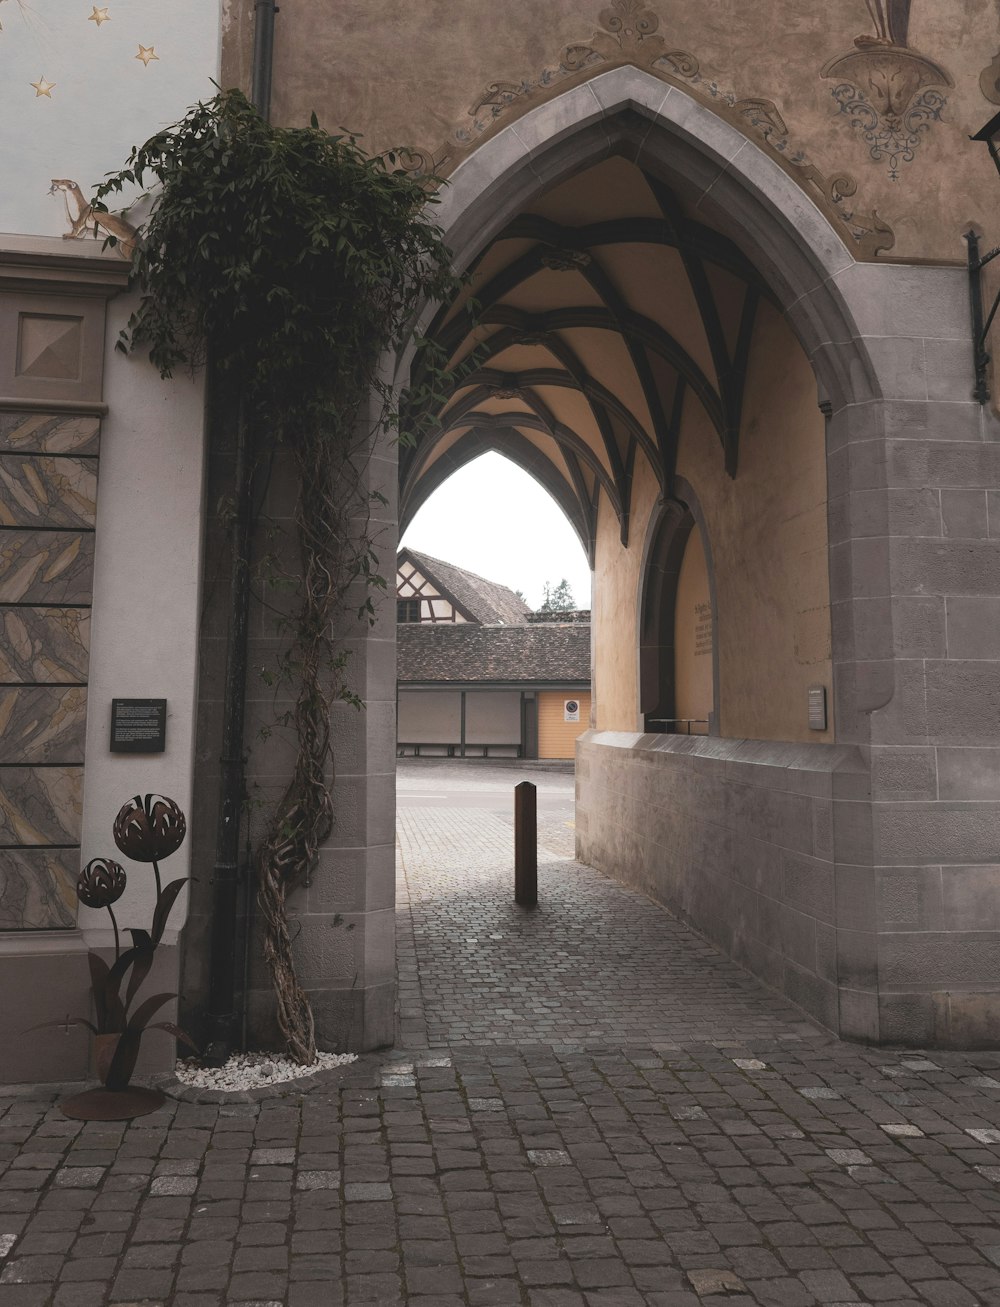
[151,878,187,945]
[147,1020,199,1054]
[124,946,156,1013]
[105,1029,141,1090]
[86,951,117,1032]
[25,1016,98,1036]
[126,992,175,1032]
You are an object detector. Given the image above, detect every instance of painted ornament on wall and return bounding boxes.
[0,0,215,241]
[821,0,952,179]
[981,50,1000,106]
[49,179,137,259]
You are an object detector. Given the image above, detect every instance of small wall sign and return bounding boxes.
[564,699,580,723]
[807,685,827,732]
[110,698,167,753]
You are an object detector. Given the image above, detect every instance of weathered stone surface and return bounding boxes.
[0,847,77,928]
[0,531,94,604]
[0,413,100,456]
[0,766,83,845]
[0,687,87,763]
[0,607,89,684]
[0,454,97,529]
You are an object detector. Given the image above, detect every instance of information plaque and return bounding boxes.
[110,698,167,753]
[807,685,827,732]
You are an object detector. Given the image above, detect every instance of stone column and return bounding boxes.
[825,262,1000,1045]
[210,409,398,1054]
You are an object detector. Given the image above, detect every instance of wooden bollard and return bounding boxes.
[514,780,537,906]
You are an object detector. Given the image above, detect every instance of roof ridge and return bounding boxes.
[402,547,521,593]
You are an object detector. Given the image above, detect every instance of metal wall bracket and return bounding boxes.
[966,229,1000,406]
[967,113,1000,405]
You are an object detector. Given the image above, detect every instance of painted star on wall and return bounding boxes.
[30,75,56,97]
[88,6,110,26]
[135,44,159,66]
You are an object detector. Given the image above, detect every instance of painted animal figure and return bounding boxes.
[49,179,137,260]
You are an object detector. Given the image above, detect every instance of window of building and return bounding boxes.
[397,598,421,623]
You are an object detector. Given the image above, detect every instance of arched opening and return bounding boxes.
[396,66,890,1040]
[408,142,838,746]
[639,485,717,737]
[397,449,594,760]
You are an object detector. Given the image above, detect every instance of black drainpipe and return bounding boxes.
[203,0,279,1065]
[251,0,277,118]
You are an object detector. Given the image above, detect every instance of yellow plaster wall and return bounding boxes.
[537,691,593,759]
[591,451,660,730]
[676,302,833,743]
[249,0,1000,264]
[672,528,713,732]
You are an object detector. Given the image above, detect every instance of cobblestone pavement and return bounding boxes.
[395,803,819,1049]
[4,767,1000,1305]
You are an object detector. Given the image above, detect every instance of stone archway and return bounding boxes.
[394,64,987,1048]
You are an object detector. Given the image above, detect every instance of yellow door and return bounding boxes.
[537,691,591,759]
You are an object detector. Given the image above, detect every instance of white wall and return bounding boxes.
[78,296,207,947]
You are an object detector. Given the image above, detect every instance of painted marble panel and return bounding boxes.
[0,849,76,929]
[0,687,87,763]
[0,608,89,684]
[0,454,97,528]
[0,413,100,457]
[0,766,82,846]
[0,530,94,604]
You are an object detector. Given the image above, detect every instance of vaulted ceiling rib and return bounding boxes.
[401,158,776,563]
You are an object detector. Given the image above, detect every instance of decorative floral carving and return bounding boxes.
[821,3,952,180]
[395,0,894,260]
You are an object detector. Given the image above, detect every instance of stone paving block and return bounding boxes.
[6,771,1000,1305]
[296,1170,340,1190]
[148,1176,196,1196]
[343,1182,392,1202]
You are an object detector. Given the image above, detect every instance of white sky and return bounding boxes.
[400,452,593,611]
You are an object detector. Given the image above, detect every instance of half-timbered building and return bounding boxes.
[396,550,592,760]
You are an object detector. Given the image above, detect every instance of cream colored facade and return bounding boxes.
[5,0,1000,1077]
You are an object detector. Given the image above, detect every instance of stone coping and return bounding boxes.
[581,728,867,774]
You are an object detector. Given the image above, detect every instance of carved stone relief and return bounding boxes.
[822,1,952,180]
[396,0,894,259]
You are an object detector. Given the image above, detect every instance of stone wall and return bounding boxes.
[577,732,869,1034]
[183,422,398,1055]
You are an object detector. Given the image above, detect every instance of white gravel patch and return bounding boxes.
[175,1049,356,1090]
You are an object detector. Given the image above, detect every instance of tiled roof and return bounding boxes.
[397,622,591,684]
[399,549,531,626]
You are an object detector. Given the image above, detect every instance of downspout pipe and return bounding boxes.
[251,0,278,120]
[202,0,278,1065]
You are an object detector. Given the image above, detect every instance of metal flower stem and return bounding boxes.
[151,859,163,900]
[106,905,120,962]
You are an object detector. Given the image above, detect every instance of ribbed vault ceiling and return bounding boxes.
[401,155,776,563]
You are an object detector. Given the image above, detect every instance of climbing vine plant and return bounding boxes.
[95,88,461,1064]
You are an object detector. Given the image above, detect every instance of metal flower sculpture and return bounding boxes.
[77,857,127,958]
[113,793,186,895]
[34,792,196,1119]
